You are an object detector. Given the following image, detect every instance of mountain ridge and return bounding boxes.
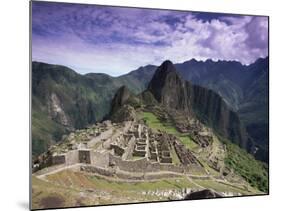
[111,60,248,151]
[32,57,268,162]
[123,57,269,162]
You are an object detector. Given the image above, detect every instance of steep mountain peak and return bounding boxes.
[109,85,139,122]
[159,60,176,72]
[148,60,180,90]
[147,60,191,111]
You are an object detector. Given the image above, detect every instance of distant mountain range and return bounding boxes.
[32,57,268,162]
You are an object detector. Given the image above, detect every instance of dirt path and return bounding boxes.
[185,175,205,189]
[36,163,82,180]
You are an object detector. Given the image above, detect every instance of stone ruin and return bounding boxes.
[190,131,213,148]
[175,123,196,134]
[174,120,213,148]
[33,120,203,179]
[173,141,197,165]
[150,107,213,149]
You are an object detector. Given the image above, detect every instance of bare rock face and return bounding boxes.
[48,93,72,128]
[110,85,131,115]
[191,84,248,148]
[111,104,137,123]
[109,86,137,122]
[147,60,192,112]
[184,189,223,200]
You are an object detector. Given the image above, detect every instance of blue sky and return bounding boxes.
[32,1,268,76]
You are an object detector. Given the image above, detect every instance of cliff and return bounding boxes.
[145,60,248,149]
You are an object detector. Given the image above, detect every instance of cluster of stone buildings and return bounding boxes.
[33,120,204,180]
[174,120,212,148]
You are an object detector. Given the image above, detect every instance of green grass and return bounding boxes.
[45,170,197,192]
[178,135,197,149]
[132,156,144,160]
[170,147,181,165]
[33,169,198,209]
[192,178,254,195]
[223,139,268,193]
[88,175,197,191]
[141,112,197,150]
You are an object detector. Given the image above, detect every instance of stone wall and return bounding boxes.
[110,155,149,172]
[52,155,66,165]
[115,171,145,180]
[90,151,110,168]
[159,164,184,173]
[80,165,182,181]
[80,165,115,177]
[87,128,113,148]
[65,150,79,165]
[109,154,184,174]
[146,162,161,172]
[144,172,182,180]
[122,137,135,160]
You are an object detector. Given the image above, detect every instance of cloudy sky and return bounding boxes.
[32,1,268,76]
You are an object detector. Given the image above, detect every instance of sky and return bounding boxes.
[32,1,269,76]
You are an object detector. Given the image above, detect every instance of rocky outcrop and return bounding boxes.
[110,105,137,123]
[109,86,138,122]
[184,189,223,200]
[109,86,132,115]
[48,93,72,128]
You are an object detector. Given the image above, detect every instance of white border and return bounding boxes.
[0,0,280,211]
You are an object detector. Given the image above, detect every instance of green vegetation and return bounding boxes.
[87,175,197,191]
[192,178,255,195]
[32,62,148,156]
[170,147,181,165]
[45,170,197,192]
[132,156,144,160]
[141,111,197,149]
[32,110,67,156]
[141,111,268,193]
[33,170,199,209]
[223,140,268,193]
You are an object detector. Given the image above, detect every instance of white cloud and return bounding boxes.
[32,4,268,76]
